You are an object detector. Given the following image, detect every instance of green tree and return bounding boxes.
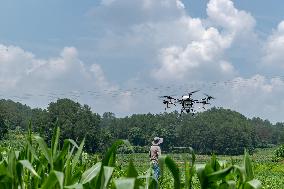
[0,99,33,130]
[46,98,101,152]
[0,115,8,139]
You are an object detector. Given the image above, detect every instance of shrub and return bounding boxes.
[273,144,284,162]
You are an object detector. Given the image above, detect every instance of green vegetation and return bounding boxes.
[0,98,283,188]
[0,127,266,189]
[116,149,284,189]
[273,144,284,162]
[0,98,284,155]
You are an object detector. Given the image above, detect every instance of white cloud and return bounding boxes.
[176,0,185,9]
[0,45,36,89]
[219,61,235,74]
[0,45,91,90]
[218,75,284,122]
[0,43,136,114]
[89,0,259,84]
[262,21,284,69]
[206,0,255,33]
[152,0,257,81]
[153,30,234,81]
[30,47,88,81]
[90,64,109,89]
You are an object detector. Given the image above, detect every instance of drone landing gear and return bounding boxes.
[179,108,195,116]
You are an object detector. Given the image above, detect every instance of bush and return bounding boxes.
[133,145,149,153]
[273,144,284,161]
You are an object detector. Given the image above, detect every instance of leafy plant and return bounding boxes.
[273,145,284,162]
[0,124,263,189]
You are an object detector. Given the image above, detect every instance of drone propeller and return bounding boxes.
[185,90,200,98]
[159,95,176,100]
[204,93,215,100]
[198,101,210,105]
[188,90,200,95]
[190,90,200,94]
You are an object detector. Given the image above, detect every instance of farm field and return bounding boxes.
[0,101,284,188]
[115,148,284,189]
[0,126,283,188]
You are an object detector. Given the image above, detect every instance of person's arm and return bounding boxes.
[157,146,161,156]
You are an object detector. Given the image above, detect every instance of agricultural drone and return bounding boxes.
[160,90,215,115]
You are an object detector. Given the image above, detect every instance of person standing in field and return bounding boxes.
[149,137,163,180]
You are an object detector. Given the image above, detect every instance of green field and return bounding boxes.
[115,148,284,189]
[0,127,283,188]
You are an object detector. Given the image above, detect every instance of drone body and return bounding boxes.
[160,90,214,115]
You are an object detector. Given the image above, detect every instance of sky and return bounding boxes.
[1,0,284,123]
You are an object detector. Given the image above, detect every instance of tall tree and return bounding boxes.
[46,99,101,152]
[0,115,8,139]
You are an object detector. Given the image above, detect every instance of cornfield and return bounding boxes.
[0,125,262,189]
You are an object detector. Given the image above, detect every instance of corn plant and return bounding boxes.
[158,149,262,189]
[0,124,263,189]
[0,126,128,189]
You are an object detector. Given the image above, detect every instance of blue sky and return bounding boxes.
[1,0,284,122]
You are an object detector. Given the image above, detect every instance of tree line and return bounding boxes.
[0,98,283,155]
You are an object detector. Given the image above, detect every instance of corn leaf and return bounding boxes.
[72,138,85,171]
[244,179,262,189]
[80,162,102,184]
[165,156,181,189]
[102,140,126,167]
[64,183,83,189]
[41,170,64,189]
[34,136,53,169]
[18,160,40,178]
[207,166,233,181]
[126,159,138,178]
[51,127,60,158]
[114,178,135,189]
[103,166,114,188]
[243,150,254,181]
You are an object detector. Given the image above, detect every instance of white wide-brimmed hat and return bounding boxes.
[152,137,163,145]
